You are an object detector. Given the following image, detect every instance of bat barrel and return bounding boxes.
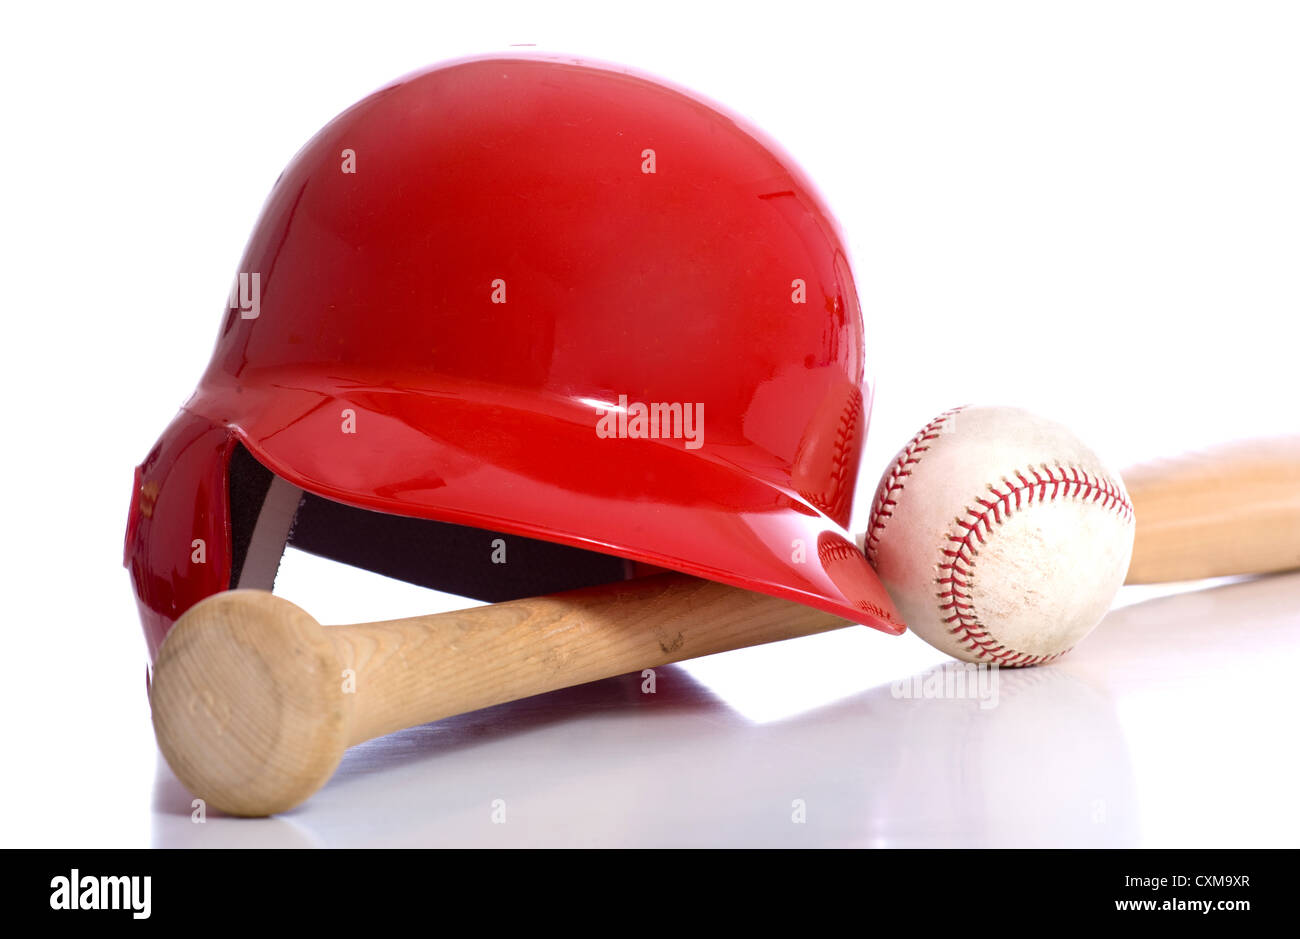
[151,573,850,816]
[1124,436,1300,583]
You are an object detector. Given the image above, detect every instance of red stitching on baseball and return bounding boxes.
[798,387,863,525]
[934,463,1134,667]
[864,407,964,567]
[817,538,862,565]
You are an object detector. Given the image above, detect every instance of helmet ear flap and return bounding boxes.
[125,413,237,661]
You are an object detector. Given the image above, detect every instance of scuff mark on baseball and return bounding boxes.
[861,406,1135,667]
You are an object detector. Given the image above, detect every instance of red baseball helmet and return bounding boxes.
[125,54,904,665]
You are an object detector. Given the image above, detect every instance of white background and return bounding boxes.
[1,1,1296,846]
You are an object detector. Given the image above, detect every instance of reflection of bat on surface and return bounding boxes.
[151,436,1300,816]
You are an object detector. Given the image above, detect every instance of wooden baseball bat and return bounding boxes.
[1123,436,1300,583]
[151,573,849,817]
[152,435,1300,816]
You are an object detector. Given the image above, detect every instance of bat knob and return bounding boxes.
[150,590,351,817]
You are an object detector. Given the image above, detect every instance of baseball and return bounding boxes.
[862,406,1135,666]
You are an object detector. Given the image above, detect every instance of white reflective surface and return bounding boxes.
[135,571,1298,848]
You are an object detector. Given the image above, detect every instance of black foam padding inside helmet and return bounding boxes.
[228,442,630,602]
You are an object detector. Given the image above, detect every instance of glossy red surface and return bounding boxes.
[127,412,235,660]
[126,54,904,659]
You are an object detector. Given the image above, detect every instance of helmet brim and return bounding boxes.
[187,369,905,636]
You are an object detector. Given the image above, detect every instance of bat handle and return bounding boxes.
[1124,436,1300,584]
[151,573,848,816]
[332,572,847,741]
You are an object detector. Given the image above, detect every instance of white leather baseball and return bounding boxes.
[862,406,1135,666]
